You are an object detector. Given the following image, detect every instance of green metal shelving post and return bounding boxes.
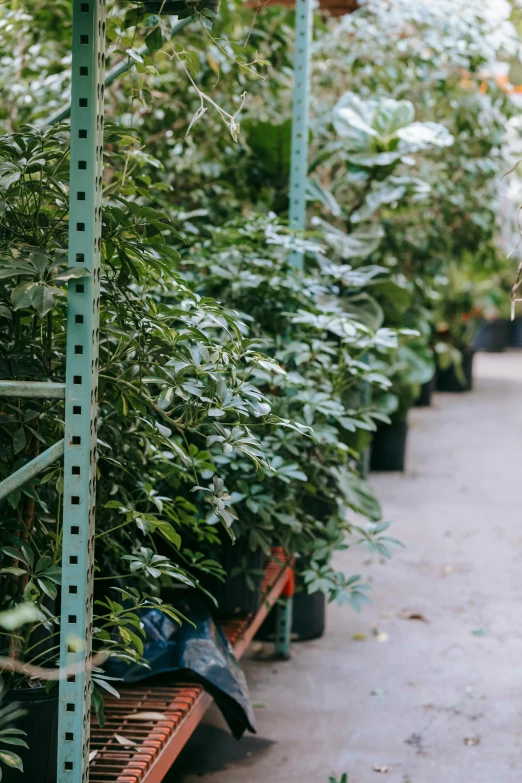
[57,1,105,780]
[0,3,106,780]
[276,0,314,651]
[274,597,293,659]
[288,0,313,270]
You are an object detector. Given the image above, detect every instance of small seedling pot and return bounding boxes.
[1,686,58,783]
[370,421,408,472]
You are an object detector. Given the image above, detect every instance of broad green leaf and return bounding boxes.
[0,750,23,771]
[145,27,164,54]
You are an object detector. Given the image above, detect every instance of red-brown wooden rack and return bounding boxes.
[88,560,292,783]
[248,0,359,16]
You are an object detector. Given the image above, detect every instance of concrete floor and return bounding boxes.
[169,351,522,783]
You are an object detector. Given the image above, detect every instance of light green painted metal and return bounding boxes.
[274,596,293,659]
[57,1,105,780]
[43,16,192,126]
[0,381,65,398]
[358,354,371,479]
[288,0,312,270]
[0,440,64,501]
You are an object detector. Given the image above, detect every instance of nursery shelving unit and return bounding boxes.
[0,1,318,780]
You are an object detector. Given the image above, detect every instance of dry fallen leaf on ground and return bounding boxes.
[373,765,390,773]
[399,610,429,623]
[464,736,481,746]
[352,632,367,641]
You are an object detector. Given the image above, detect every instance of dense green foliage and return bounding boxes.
[0,6,517,776]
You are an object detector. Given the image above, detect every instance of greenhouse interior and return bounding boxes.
[1,0,522,781]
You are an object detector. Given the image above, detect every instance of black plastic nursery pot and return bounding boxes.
[2,686,58,783]
[370,421,408,472]
[256,588,326,642]
[414,372,436,407]
[510,316,522,348]
[210,538,264,617]
[291,588,326,641]
[472,319,510,353]
[436,350,474,393]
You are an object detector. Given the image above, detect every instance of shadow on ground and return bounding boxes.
[166,721,275,780]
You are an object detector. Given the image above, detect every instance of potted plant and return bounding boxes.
[369,339,433,471]
[175,215,403,635]
[202,531,265,617]
[431,264,480,392]
[471,280,511,353]
[414,370,437,407]
[0,126,292,778]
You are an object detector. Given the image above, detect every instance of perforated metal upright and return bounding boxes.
[58,2,105,781]
[288,0,313,270]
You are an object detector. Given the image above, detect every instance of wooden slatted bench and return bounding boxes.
[89,559,293,783]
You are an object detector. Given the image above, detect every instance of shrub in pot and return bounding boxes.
[470,282,512,353]
[370,340,434,472]
[435,343,475,392]
[311,0,513,365]
[0,128,290,777]
[432,264,481,392]
[472,318,511,353]
[203,533,265,617]
[177,216,403,613]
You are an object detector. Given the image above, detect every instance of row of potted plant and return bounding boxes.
[0,0,517,778]
[0,6,404,778]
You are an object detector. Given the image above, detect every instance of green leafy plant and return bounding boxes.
[0,123,288,717]
[175,214,402,602]
[0,694,28,780]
